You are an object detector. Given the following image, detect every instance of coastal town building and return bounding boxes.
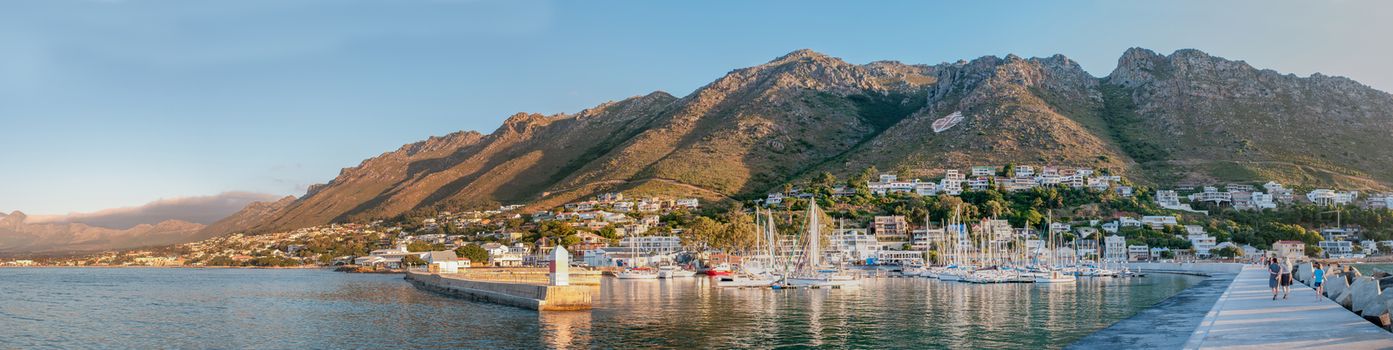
[1188,233,1217,258]
[1128,245,1150,261]
[425,250,460,273]
[1104,235,1127,262]
[873,216,911,246]
[1272,240,1305,259]
[1361,240,1378,255]
[876,250,926,266]
[1318,240,1354,258]
[830,228,881,263]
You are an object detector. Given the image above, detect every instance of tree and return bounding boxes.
[1214,246,1242,259]
[721,211,759,253]
[1159,250,1176,259]
[401,254,427,267]
[682,216,725,248]
[407,241,445,252]
[455,244,490,264]
[534,221,577,243]
[597,225,619,239]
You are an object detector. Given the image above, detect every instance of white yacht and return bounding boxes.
[657,265,697,278]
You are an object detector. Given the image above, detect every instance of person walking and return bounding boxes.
[1312,262,1326,301]
[1268,257,1282,300]
[1279,257,1294,299]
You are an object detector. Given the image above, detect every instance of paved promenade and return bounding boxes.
[1184,265,1393,349]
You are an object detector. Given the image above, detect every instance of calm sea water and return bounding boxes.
[0,268,1202,349]
[1354,264,1393,275]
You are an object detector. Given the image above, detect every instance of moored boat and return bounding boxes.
[616,268,659,280]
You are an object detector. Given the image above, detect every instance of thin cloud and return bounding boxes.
[29,192,281,229]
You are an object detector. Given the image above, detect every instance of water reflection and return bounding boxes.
[539,308,592,349]
[585,275,1200,349]
[0,268,1201,349]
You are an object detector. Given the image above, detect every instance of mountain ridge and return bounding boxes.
[203,47,1393,237]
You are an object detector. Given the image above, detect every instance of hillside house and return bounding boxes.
[1307,189,1358,206]
[1189,187,1232,205]
[675,198,700,209]
[1015,165,1035,177]
[1141,216,1177,229]
[971,166,996,177]
[914,182,939,196]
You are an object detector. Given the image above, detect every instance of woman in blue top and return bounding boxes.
[1312,262,1325,301]
[1268,257,1282,300]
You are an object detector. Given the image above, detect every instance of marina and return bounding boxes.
[0,267,1207,349]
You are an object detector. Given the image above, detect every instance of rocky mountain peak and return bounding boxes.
[497,112,553,135]
[2,211,26,223]
[770,48,832,64]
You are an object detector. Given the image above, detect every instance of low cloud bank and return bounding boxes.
[30,192,281,229]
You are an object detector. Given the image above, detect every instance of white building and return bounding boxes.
[1156,190,1182,208]
[1188,234,1217,258]
[1128,245,1151,261]
[830,228,881,263]
[618,236,683,254]
[425,250,460,273]
[1104,235,1127,263]
[1318,240,1354,258]
[1189,187,1232,206]
[914,182,940,196]
[1250,192,1277,210]
[1119,217,1142,228]
[1273,240,1305,259]
[1307,189,1359,206]
[1015,165,1035,178]
[1140,216,1178,229]
[765,193,784,206]
[971,166,996,177]
[674,198,700,209]
[1101,221,1120,233]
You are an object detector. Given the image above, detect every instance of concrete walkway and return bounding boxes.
[1067,273,1235,349]
[1184,265,1393,349]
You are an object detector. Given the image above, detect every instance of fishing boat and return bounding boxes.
[700,262,734,277]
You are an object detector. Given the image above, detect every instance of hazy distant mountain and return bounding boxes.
[0,210,206,256]
[0,192,284,256]
[209,48,1393,236]
[29,192,282,229]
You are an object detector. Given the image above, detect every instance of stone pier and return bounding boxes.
[405,271,594,311]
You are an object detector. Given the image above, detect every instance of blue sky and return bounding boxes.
[2,0,1390,215]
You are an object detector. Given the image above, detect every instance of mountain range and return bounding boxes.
[166,48,1393,237]
[0,192,281,256]
[0,211,206,256]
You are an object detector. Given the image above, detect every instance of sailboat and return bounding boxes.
[717,207,780,288]
[784,201,860,287]
[1033,212,1076,284]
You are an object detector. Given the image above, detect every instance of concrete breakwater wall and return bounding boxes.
[1125,262,1245,275]
[405,271,594,311]
[1293,262,1393,329]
